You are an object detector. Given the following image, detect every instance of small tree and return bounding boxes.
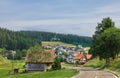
[52,57,61,70]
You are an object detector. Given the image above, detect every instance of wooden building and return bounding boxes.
[25,50,55,72]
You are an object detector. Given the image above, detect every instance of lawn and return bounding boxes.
[0,60,78,78]
[1,69,78,78]
[61,62,75,68]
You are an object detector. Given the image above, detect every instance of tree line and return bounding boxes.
[19,31,92,46]
[0,28,38,50]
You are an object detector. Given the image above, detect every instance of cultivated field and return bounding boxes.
[42,41,76,47]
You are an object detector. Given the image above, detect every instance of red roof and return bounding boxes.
[74,54,92,60]
[74,54,84,60]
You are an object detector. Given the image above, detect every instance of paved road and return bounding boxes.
[67,67,118,78]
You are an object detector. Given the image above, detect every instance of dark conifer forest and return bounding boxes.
[0,28,38,50]
[19,31,92,46]
[0,28,92,51]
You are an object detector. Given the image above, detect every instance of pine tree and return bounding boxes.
[52,57,61,70]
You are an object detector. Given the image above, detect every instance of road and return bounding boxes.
[67,67,118,78]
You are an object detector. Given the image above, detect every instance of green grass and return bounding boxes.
[105,58,120,77]
[84,58,105,68]
[61,63,75,68]
[1,69,78,78]
[0,60,78,78]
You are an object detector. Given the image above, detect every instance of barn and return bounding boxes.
[25,49,55,72]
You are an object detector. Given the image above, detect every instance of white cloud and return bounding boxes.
[0,18,98,36]
[95,3,120,14]
[0,0,120,36]
[0,18,99,26]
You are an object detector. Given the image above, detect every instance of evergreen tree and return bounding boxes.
[52,57,61,70]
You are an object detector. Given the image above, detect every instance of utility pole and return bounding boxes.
[11,29,16,72]
[11,50,16,71]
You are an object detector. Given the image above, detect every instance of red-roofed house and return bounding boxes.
[74,54,92,64]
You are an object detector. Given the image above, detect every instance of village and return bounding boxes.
[43,42,92,64]
[25,42,92,72]
[1,0,120,78]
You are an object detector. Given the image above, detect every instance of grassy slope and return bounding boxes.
[0,60,78,78]
[42,41,76,47]
[0,55,9,64]
[84,57,120,77]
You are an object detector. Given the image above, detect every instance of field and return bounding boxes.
[0,59,78,78]
[1,69,78,78]
[42,41,76,47]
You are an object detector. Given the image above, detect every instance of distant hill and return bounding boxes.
[19,31,92,46]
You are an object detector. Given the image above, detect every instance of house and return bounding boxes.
[66,52,79,63]
[74,54,87,64]
[25,50,55,72]
[74,54,92,64]
[66,54,74,63]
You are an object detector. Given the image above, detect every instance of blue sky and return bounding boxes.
[0,0,120,36]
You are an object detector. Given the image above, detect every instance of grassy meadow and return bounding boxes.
[0,59,78,78]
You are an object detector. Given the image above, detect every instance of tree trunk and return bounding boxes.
[106,58,110,65]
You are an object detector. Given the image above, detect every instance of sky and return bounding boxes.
[0,0,120,37]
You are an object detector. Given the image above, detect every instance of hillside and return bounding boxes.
[0,55,9,64]
[0,28,38,50]
[19,31,92,46]
[42,41,76,47]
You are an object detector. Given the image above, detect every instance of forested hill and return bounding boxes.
[19,31,92,46]
[0,28,38,50]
